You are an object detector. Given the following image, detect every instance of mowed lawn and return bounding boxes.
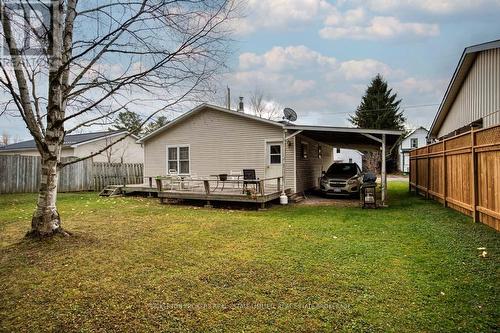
[0,182,498,332]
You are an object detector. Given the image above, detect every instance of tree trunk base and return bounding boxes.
[25,227,71,239]
[27,208,71,238]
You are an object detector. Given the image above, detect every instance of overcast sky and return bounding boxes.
[2,0,500,140]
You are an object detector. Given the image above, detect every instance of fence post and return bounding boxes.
[442,141,447,207]
[471,129,479,223]
[426,146,430,199]
[415,153,419,196]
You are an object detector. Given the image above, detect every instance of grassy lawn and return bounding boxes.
[0,182,498,332]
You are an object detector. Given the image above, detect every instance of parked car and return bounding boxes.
[319,163,363,196]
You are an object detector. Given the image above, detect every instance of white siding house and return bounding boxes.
[0,130,143,163]
[139,104,333,194]
[399,127,428,173]
[332,148,363,169]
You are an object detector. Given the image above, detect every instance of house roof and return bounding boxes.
[429,39,500,138]
[403,126,428,140]
[137,103,282,143]
[0,130,129,152]
[137,103,404,150]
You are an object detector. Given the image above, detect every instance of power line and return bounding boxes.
[320,103,441,116]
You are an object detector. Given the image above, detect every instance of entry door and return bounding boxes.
[265,142,283,179]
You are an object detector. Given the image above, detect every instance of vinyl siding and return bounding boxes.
[438,48,500,137]
[143,108,297,191]
[0,147,75,157]
[295,134,333,193]
[74,135,144,163]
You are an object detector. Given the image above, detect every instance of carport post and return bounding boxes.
[381,134,387,205]
[282,129,286,195]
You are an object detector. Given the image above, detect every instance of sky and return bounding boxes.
[2,0,500,140]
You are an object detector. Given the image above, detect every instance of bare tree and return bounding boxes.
[0,0,238,237]
[1,130,9,146]
[249,88,281,120]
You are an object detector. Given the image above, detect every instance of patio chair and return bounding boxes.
[242,169,259,194]
[229,170,241,189]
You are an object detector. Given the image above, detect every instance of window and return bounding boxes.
[349,158,353,163]
[301,142,309,159]
[318,146,322,159]
[167,145,190,174]
[269,144,281,164]
[410,138,418,148]
[336,148,341,153]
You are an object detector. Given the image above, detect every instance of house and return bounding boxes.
[398,127,428,173]
[138,103,402,200]
[429,39,500,139]
[0,130,143,163]
[332,148,363,169]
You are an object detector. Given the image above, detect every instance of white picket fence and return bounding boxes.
[0,155,143,193]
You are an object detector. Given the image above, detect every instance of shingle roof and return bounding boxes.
[0,130,126,151]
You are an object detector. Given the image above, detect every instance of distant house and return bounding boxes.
[138,103,402,196]
[332,148,363,169]
[429,39,500,140]
[0,130,143,163]
[399,127,428,173]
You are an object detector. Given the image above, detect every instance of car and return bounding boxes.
[319,163,363,196]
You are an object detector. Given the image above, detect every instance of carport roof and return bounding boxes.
[284,124,403,150]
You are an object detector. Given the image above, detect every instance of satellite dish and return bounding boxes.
[283,107,297,122]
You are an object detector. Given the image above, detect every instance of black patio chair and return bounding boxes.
[242,169,259,193]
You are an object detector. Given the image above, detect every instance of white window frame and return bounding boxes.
[410,138,418,148]
[268,143,282,165]
[166,144,190,175]
[301,141,309,159]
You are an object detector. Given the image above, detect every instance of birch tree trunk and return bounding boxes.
[28,155,67,237]
[27,0,68,237]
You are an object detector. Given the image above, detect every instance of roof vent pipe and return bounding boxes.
[238,97,244,112]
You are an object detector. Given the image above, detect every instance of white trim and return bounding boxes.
[138,103,283,143]
[361,133,382,143]
[166,144,191,175]
[268,142,283,165]
[293,136,297,193]
[284,124,403,136]
[285,130,302,140]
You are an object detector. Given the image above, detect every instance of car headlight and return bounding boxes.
[347,178,357,185]
[320,178,328,184]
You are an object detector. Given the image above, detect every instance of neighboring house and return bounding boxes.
[332,148,363,169]
[429,39,500,140]
[399,127,428,173]
[0,130,143,163]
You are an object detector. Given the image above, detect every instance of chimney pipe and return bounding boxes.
[238,96,244,112]
[226,86,230,109]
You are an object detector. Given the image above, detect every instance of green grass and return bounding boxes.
[0,182,498,332]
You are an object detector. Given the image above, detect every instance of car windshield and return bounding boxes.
[326,163,358,177]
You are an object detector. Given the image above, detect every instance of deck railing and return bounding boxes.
[154,176,282,196]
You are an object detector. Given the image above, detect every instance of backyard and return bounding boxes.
[0,182,498,332]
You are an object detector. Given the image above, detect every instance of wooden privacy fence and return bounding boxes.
[409,124,500,231]
[0,155,143,193]
[92,162,143,190]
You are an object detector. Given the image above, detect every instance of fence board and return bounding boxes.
[0,155,143,193]
[410,125,500,230]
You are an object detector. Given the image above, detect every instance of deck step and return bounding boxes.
[99,186,122,197]
[289,193,305,203]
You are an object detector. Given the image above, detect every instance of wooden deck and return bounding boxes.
[116,177,287,208]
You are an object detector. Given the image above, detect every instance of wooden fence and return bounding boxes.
[409,124,500,231]
[0,155,143,193]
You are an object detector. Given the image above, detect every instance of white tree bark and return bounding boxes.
[0,0,237,237]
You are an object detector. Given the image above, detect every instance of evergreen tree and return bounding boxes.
[144,116,169,134]
[349,74,405,130]
[113,111,144,135]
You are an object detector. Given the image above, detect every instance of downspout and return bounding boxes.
[282,128,286,195]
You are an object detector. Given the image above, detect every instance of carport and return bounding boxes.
[282,125,403,205]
